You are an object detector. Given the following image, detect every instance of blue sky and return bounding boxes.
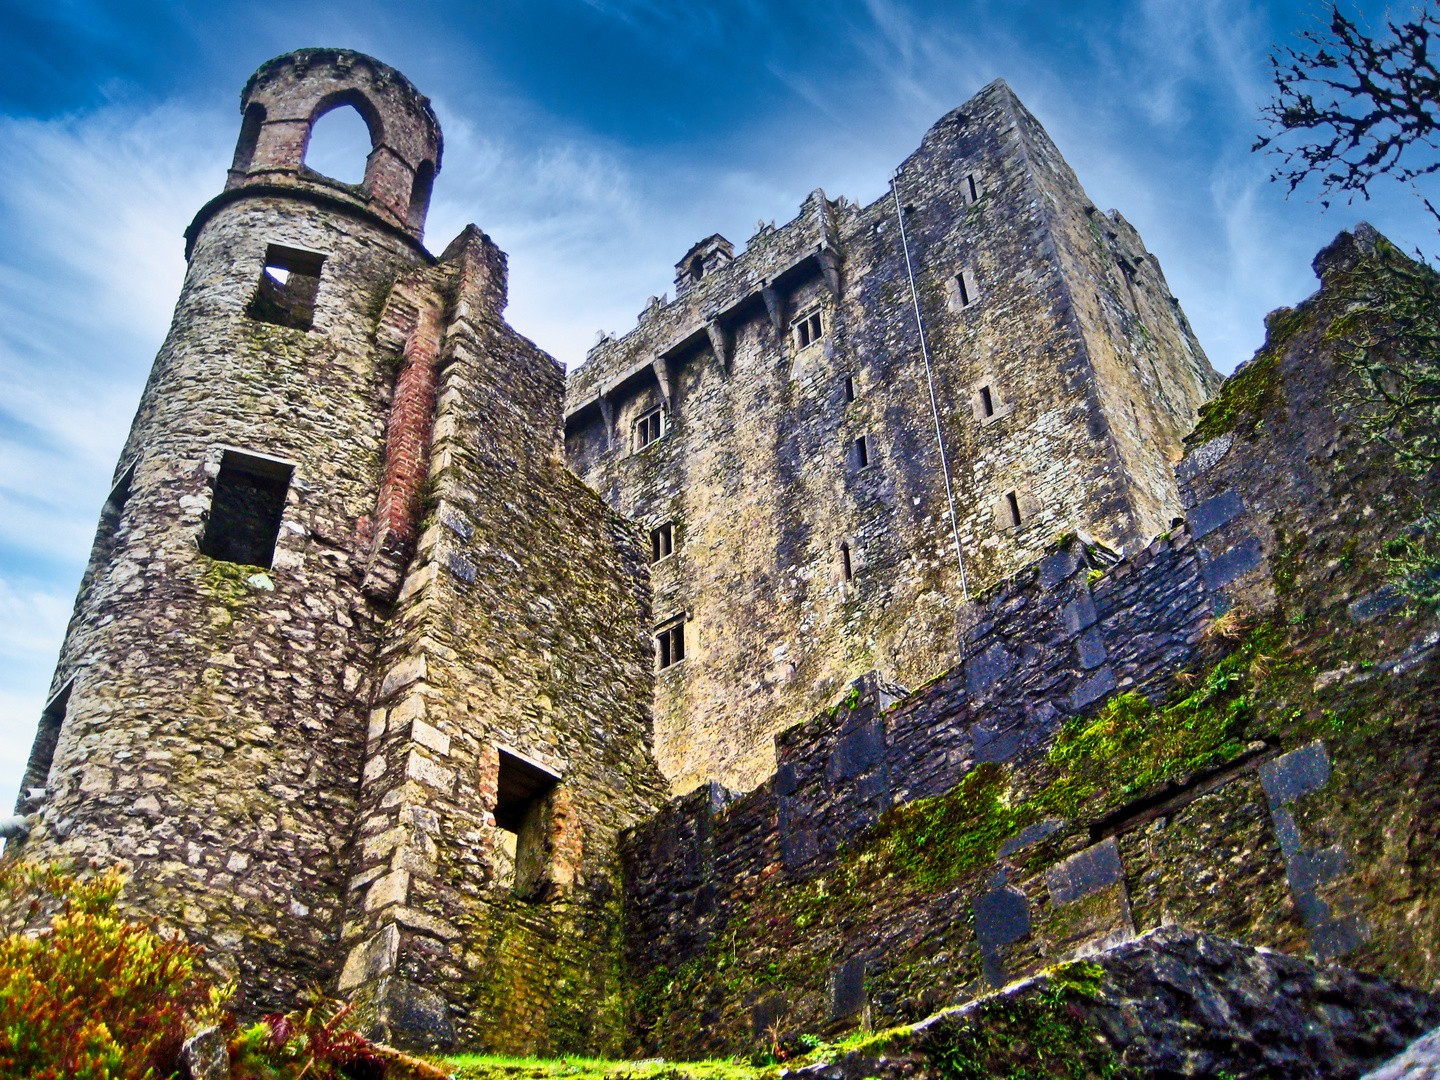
[0,0,1433,809]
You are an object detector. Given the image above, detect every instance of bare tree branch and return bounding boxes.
[1256,4,1440,205]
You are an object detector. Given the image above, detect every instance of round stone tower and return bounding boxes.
[10,49,443,1009]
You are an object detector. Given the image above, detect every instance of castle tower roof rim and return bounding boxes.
[182,183,437,263]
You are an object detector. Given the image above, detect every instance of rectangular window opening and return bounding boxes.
[16,681,72,815]
[650,522,674,562]
[980,385,994,417]
[199,449,293,569]
[635,408,665,451]
[95,462,137,558]
[1006,490,1022,528]
[247,243,325,331]
[795,311,823,349]
[853,435,870,470]
[103,463,136,521]
[956,271,972,307]
[843,375,855,403]
[965,174,979,203]
[656,620,686,669]
[494,748,561,900]
[841,543,853,581]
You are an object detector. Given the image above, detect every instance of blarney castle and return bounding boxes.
[11,48,1440,1071]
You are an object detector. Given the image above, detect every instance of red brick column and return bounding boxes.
[362,300,442,601]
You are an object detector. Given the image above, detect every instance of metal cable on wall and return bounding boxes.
[890,172,971,599]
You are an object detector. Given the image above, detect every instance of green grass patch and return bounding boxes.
[440,1055,770,1080]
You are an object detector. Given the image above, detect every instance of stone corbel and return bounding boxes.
[598,393,616,450]
[761,285,785,342]
[651,356,674,409]
[705,320,732,374]
[818,246,843,299]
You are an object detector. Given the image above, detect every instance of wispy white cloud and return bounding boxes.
[0,101,228,806]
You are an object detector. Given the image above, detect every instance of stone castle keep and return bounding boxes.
[12,47,1440,1063]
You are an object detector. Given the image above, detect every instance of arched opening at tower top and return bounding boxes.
[304,102,373,185]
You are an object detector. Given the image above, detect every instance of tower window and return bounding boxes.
[656,620,686,669]
[650,522,675,562]
[955,268,979,308]
[247,244,325,331]
[840,543,853,581]
[1006,490,1022,527]
[634,407,665,451]
[979,385,995,417]
[494,747,561,900]
[14,681,72,815]
[200,449,294,569]
[852,435,871,470]
[843,375,855,402]
[94,462,137,557]
[795,311,824,349]
[964,173,980,204]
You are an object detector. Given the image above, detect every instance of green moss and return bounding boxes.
[199,558,269,608]
[866,763,1026,888]
[1047,960,1105,997]
[1189,342,1283,444]
[850,622,1288,893]
[914,984,1127,1080]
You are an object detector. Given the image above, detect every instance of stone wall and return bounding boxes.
[563,79,1217,797]
[617,227,1440,1059]
[334,228,668,1053]
[788,926,1440,1080]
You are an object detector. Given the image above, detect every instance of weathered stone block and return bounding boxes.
[337,923,399,992]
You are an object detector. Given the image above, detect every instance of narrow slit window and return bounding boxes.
[979,385,995,417]
[843,376,855,402]
[14,681,72,815]
[853,435,870,470]
[650,522,674,562]
[104,464,136,520]
[965,173,979,203]
[199,450,293,569]
[247,244,325,331]
[634,408,665,451]
[956,270,974,307]
[1006,491,1022,527]
[494,748,561,900]
[84,461,138,578]
[656,620,686,669]
[840,543,853,581]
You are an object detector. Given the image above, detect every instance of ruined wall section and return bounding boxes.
[227,48,442,242]
[621,523,1215,1054]
[1004,89,1219,541]
[617,228,1440,1058]
[339,229,667,1053]
[10,192,427,1010]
